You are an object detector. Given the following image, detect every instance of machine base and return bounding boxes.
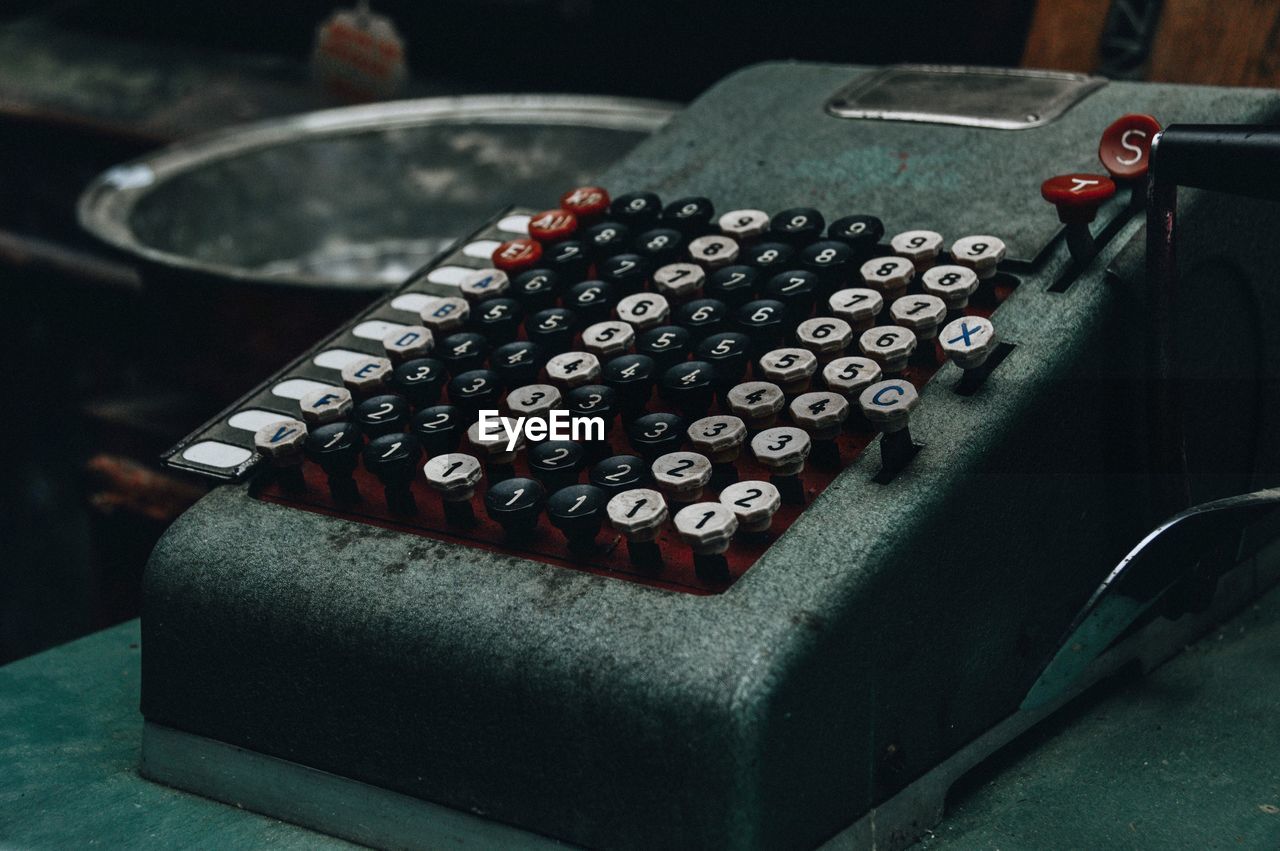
[141,540,1280,851]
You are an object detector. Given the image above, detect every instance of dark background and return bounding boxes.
[1,0,1271,663]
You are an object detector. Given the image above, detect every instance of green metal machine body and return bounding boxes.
[140,64,1280,849]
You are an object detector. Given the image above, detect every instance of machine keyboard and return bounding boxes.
[166,190,1018,594]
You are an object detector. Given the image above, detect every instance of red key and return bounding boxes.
[528,208,579,243]
[1098,114,1162,180]
[1040,173,1117,224]
[559,186,611,221]
[492,238,543,274]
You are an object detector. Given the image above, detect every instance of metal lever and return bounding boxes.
[1022,487,1280,710]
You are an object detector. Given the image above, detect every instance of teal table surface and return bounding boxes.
[4,589,1280,850]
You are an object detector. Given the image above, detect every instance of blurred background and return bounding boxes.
[2,0,1277,664]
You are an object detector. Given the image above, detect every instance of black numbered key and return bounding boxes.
[412,404,464,454]
[470,297,523,344]
[768,207,825,244]
[735,299,787,355]
[583,221,631,259]
[484,477,546,539]
[491,340,544,386]
[609,191,663,229]
[529,439,587,492]
[598,252,652,292]
[544,239,590,281]
[828,214,884,258]
[761,269,819,320]
[566,384,618,437]
[566,279,617,324]
[547,483,609,552]
[602,353,658,415]
[590,454,651,495]
[743,241,795,272]
[628,412,686,459]
[353,394,412,437]
[437,332,489,374]
[660,196,715,236]
[363,432,422,514]
[799,239,855,288]
[447,368,502,416]
[705,265,759,307]
[636,324,691,372]
[696,331,751,387]
[674,297,727,340]
[661,360,716,419]
[391,357,446,407]
[511,268,562,310]
[305,421,362,503]
[632,229,684,267]
[525,307,578,352]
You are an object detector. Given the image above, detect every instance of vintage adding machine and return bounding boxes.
[139,64,1280,848]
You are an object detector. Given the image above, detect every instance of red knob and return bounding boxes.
[559,186,611,221]
[527,208,579,243]
[492,238,543,274]
[1040,174,1117,224]
[1099,113,1162,180]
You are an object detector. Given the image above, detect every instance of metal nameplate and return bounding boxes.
[825,65,1107,130]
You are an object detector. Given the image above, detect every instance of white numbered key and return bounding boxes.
[718,209,770,239]
[652,262,706,300]
[651,451,714,503]
[607,488,669,542]
[581,320,635,360]
[756,347,818,394]
[827,287,884,331]
[673,502,738,555]
[687,235,740,269]
[505,383,562,420]
[750,426,811,475]
[686,415,748,462]
[859,256,915,296]
[949,235,1007,279]
[423,453,483,500]
[822,356,882,398]
[545,351,602,389]
[726,381,786,429]
[794,316,853,360]
[890,229,944,268]
[858,325,916,373]
[789,391,850,438]
[920,265,980,310]
[719,480,782,533]
[889,294,948,341]
[467,418,522,464]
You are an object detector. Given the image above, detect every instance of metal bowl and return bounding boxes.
[78,94,675,292]
[75,94,675,398]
